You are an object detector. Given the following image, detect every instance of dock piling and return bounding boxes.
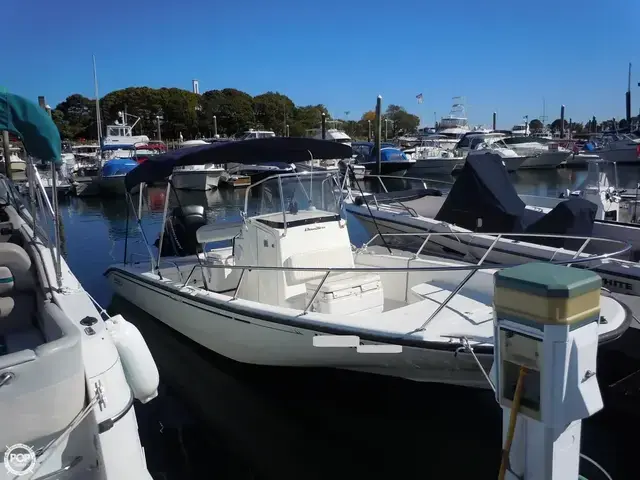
[375,95,382,175]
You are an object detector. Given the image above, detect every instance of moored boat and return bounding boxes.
[0,91,159,479]
[105,137,630,388]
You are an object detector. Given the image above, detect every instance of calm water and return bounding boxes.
[52,166,640,479]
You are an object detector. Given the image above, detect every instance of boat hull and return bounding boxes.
[172,169,222,191]
[519,151,570,169]
[596,147,640,164]
[409,157,463,176]
[105,267,492,388]
[359,161,414,176]
[98,175,127,196]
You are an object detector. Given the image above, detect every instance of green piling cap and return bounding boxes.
[494,262,601,298]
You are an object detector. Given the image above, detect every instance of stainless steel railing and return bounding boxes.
[150,231,629,328]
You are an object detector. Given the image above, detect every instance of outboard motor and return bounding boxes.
[155,205,207,257]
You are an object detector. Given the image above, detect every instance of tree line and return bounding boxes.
[52,87,421,142]
[528,116,639,135]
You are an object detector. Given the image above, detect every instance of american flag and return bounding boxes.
[416,93,423,104]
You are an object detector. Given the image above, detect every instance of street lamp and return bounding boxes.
[384,118,394,141]
[156,114,163,141]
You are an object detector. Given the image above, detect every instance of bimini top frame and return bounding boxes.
[123,137,354,272]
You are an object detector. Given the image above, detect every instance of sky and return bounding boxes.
[4,0,639,128]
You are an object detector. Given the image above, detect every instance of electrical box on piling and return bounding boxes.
[491,262,604,480]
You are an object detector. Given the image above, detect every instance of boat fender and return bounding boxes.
[105,314,159,403]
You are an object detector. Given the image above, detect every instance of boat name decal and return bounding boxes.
[304,226,325,232]
[602,277,633,291]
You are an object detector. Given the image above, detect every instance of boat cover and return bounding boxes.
[523,198,597,250]
[0,91,61,163]
[125,137,353,191]
[102,158,138,177]
[434,155,526,233]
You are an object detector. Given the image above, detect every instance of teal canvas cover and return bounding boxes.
[0,91,61,164]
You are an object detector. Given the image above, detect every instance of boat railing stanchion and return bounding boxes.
[127,191,156,272]
[408,234,503,334]
[567,237,592,268]
[232,269,247,301]
[278,175,287,236]
[303,270,331,314]
[377,176,389,193]
[27,161,37,233]
[414,233,433,258]
[50,160,62,288]
[138,182,145,219]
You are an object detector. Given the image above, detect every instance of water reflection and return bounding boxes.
[49,168,640,479]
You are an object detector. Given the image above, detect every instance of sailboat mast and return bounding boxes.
[92,55,102,145]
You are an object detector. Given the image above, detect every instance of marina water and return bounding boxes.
[54,166,640,479]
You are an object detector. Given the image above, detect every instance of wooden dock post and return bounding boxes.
[321,113,326,139]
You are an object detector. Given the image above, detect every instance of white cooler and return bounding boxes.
[305,272,384,316]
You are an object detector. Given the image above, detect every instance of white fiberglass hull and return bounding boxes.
[105,266,489,387]
[410,157,464,176]
[519,151,570,169]
[596,147,640,164]
[172,167,223,191]
[346,202,640,298]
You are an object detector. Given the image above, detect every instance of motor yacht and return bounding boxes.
[172,139,225,191]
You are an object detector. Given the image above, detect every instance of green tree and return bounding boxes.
[550,118,569,132]
[100,87,167,138]
[253,92,295,135]
[384,104,419,135]
[529,119,544,132]
[289,105,329,136]
[52,94,96,139]
[571,122,584,134]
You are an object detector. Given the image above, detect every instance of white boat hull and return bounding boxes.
[519,151,570,169]
[596,147,640,164]
[172,167,223,191]
[410,157,463,176]
[105,267,490,387]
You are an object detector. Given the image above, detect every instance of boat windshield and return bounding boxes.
[244,172,341,224]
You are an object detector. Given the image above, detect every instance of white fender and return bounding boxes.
[106,314,159,403]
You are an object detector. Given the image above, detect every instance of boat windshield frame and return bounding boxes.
[242,171,344,231]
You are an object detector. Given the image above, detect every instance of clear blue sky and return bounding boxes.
[4,0,639,128]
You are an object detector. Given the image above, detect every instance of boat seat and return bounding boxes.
[197,222,244,244]
[0,253,38,338]
[0,300,84,448]
[0,242,35,291]
[284,247,355,285]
